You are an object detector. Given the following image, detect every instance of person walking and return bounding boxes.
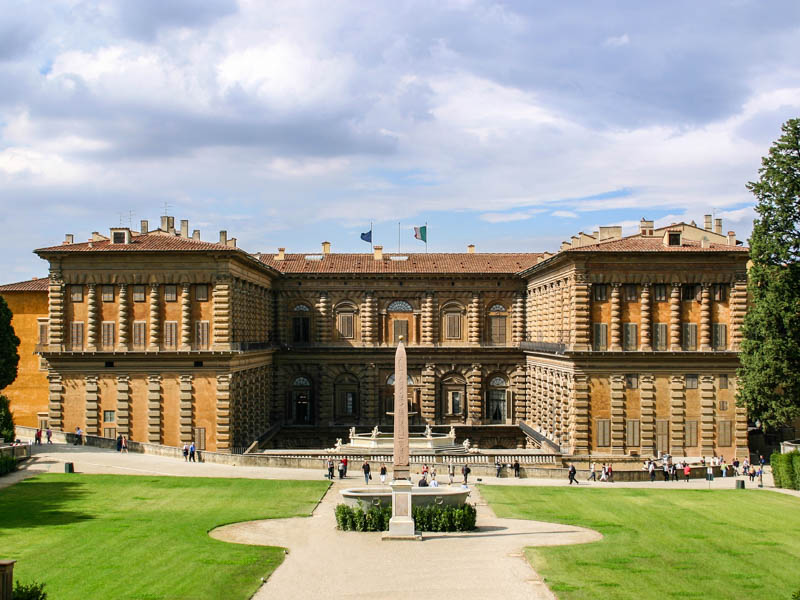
[513,459,520,478]
[448,463,455,485]
[684,463,691,482]
[648,460,656,482]
[35,429,42,445]
[706,464,714,482]
[338,460,345,480]
[117,434,123,452]
[588,461,597,481]
[600,463,608,482]
[671,463,679,482]
[189,441,196,463]
[662,461,670,482]
[362,460,371,485]
[607,464,614,483]
[422,463,429,479]
[121,436,128,453]
[183,443,189,461]
[379,463,387,484]
[721,460,727,478]
[327,458,335,480]
[568,463,578,485]
[495,459,502,478]
[46,428,52,444]
[461,464,471,485]
[342,456,348,478]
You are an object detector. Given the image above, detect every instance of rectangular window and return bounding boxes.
[656,420,669,454]
[292,317,310,343]
[164,321,178,348]
[682,323,698,351]
[133,321,147,348]
[713,284,728,302]
[686,374,698,389]
[719,374,729,389]
[393,319,408,343]
[195,284,209,302]
[102,285,114,302]
[133,285,146,302]
[623,323,638,351]
[654,323,668,351]
[596,419,611,447]
[164,284,178,302]
[103,410,115,423]
[593,323,608,351]
[718,420,733,447]
[194,427,206,451]
[623,284,638,301]
[449,391,462,414]
[101,321,115,349]
[71,285,84,302]
[654,284,667,302]
[681,284,698,301]
[70,322,84,350]
[626,419,640,447]
[103,427,116,439]
[625,374,638,389]
[337,313,354,339]
[195,321,210,349]
[38,319,49,346]
[445,312,462,339]
[593,284,608,301]
[685,420,698,447]
[489,316,506,344]
[712,323,728,350]
[719,400,729,411]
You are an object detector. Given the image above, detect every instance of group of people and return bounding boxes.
[584,462,615,483]
[181,442,197,462]
[33,428,52,445]
[324,458,471,486]
[644,459,692,482]
[115,434,129,453]
[494,459,522,478]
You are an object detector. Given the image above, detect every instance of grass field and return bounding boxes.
[481,486,800,600]
[0,474,329,600]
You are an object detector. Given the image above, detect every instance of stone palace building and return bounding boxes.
[0,214,750,458]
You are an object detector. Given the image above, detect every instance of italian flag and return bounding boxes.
[413,225,427,243]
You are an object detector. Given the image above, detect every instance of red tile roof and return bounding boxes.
[566,236,749,253]
[257,252,543,274]
[0,277,49,292]
[35,233,236,253]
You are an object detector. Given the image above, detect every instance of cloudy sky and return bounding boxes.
[1,0,799,279]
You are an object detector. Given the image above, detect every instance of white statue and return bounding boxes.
[424,424,433,439]
[448,426,456,439]
[470,442,479,453]
[334,438,343,449]
[462,438,471,451]
[370,425,379,439]
[348,427,356,442]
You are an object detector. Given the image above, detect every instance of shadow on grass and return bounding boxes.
[0,479,94,531]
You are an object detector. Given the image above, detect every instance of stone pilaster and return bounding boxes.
[116,375,130,437]
[48,372,64,430]
[734,389,748,460]
[363,364,377,422]
[149,283,160,351]
[572,276,591,350]
[700,374,715,455]
[669,283,681,351]
[118,284,129,351]
[84,375,99,436]
[699,283,711,351]
[730,277,747,350]
[212,277,231,350]
[468,293,481,345]
[512,291,525,344]
[512,364,526,422]
[640,283,652,351]
[669,375,685,456]
[181,283,192,350]
[317,292,331,343]
[421,292,435,345]
[467,364,482,424]
[421,363,436,422]
[216,374,231,451]
[610,373,625,455]
[275,292,286,345]
[87,283,98,351]
[179,374,194,443]
[361,292,377,345]
[147,374,162,444]
[47,271,64,351]
[571,372,590,454]
[639,374,655,456]
[609,283,622,351]
[319,371,333,424]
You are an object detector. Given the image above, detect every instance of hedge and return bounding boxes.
[771,451,800,490]
[0,454,16,476]
[793,452,800,491]
[335,502,477,532]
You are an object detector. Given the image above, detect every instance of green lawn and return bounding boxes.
[0,474,329,600]
[481,486,800,600]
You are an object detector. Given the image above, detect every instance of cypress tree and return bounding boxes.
[0,295,20,391]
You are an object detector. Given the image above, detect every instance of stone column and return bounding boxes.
[572,276,591,351]
[149,283,160,351]
[85,375,99,435]
[181,283,192,350]
[47,272,65,351]
[512,364,527,422]
[363,364,377,422]
[420,292,434,345]
[361,292,377,345]
[468,293,481,345]
[640,283,652,351]
[699,283,711,351]
[147,374,162,444]
[467,364,482,424]
[317,292,331,343]
[730,277,747,350]
[118,283,129,351]
[669,283,682,351]
[669,375,685,456]
[319,372,333,425]
[116,375,130,438]
[212,276,231,350]
[610,373,625,454]
[734,393,749,460]
[420,363,436,422]
[48,373,64,430]
[179,374,194,444]
[609,283,622,351]
[87,283,98,351]
[525,286,535,342]
[275,292,286,345]
[639,374,655,455]
[512,291,525,344]
[700,374,715,456]
[216,374,231,451]
[572,372,591,454]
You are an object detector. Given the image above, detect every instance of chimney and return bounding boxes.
[727,231,736,246]
[275,247,285,261]
[467,244,475,254]
[639,219,654,236]
[160,216,169,231]
[701,236,710,248]
[140,220,148,234]
[92,231,103,241]
[599,226,622,241]
[219,230,227,245]
[373,245,383,260]
[714,218,722,234]
[322,241,331,255]
[65,234,74,244]
[227,237,237,248]
[704,214,712,231]
[180,220,189,238]
[167,216,175,234]
[192,229,200,240]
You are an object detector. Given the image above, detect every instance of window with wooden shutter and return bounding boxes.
[71,285,84,302]
[445,312,461,339]
[625,374,638,389]
[164,285,177,302]
[654,284,667,302]
[596,419,611,447]
[718,374,728,389]
[656,420,669,454]
[70,322,84,350]
[684,420,698,447]
[133,321,146,348]
[337,313,354,339]
[489,316,506,344]
[194,427,206,450]
[626,419,640,447]
[623,323,638,351]
[654,323,668,351]
[686,374,698,389]
[195,321,210,349]
[38,319,49,346]
[718,420,732,447]
[712,323,727,350]
[681,284,698,301]
[593,285,608,301]
[623,284,638,301]
[593,323,608,351]
[101,285,114,302]
[292,316,310,343]
[133,285,146,302]
[682,323,698,351]
[713,284,728,301]
[393,319,408,343]
[101,321,115,349]
[195,284,209,302]
[164,321,178,348]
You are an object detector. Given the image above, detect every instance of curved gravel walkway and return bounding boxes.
[211,481,602,600]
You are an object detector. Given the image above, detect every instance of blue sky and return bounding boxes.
[1,0,799,278]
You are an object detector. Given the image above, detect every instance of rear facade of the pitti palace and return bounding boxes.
[0,214,750,459]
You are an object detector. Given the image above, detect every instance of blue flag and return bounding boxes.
[360,230,372,243]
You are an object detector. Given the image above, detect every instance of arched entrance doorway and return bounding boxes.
[487,375,509,423]
[290,376,314,424]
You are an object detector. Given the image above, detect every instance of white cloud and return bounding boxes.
[604,34,630,47]
[552,210,579,218]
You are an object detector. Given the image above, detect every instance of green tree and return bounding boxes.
[0,295,20,390]
[738,118,800,429]
[0,395,14,442]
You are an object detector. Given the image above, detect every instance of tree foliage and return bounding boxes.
[0,395,14,442]
[0,295,20,390]
[738,118,800,429]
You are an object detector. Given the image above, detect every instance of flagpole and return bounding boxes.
[398,221,400,254]
[425,221,428,253]
[370,221,373,253]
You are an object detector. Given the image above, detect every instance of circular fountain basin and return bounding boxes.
[339,485,470,509]
[345,432,460,453]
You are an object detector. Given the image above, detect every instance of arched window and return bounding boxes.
[293,376,311,387]
[387,300,413,343]
[292,304,311,342]
[488,304,506,313]
[487,304,508,345]
[386,373,414,386]
[388,300,413,312]
[293,304,311,312]
[487,375,508,423]
[291,375,313,424]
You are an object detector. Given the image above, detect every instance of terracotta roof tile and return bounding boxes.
[257,252,543,274]
[36,233,236,253]
[0,277,49,292]
[567,236,748,253]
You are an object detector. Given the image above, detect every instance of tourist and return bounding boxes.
[759,455,766,469]
[684,463,691,482]
[461,464,471,484]
[46,428,52,444]
[648,460,656,482]
[607,464,614,482]
[662,461,670,482]
[733,458,740,476]
[362,460,371,484]
[495,459,502,478]
[721,460,727,478]
[117,434,123,452]
[430,477,439,488]
[749,466,756,482]
[600,463,608,482]
[430,466,437,481]
[448,463,455,485]
[342,456,348,477]
[74,426,80,445]
[706,464,713,481]
[418,473,428,487]
[35,429,42,445]
[183,443,189,461]
[121,436,128,453]
[422,463,429,478]
[513,459,520,478]
[568,463,577,485]
[327,458,335,480]
[587,461,596,481]
[189,441,196,462]
[338,460,345,479]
